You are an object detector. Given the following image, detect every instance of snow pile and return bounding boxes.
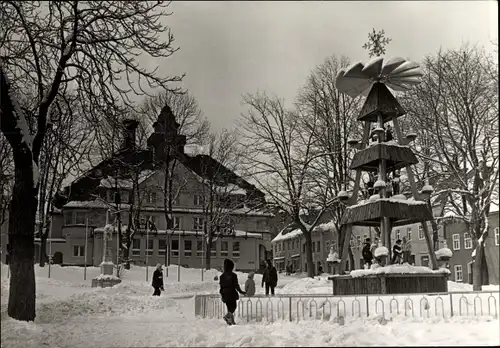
[435,248,453,259]
[350,264,451,278]
[279,276,331,294]
[421,184,433,193]
[374,246,389,257]
[272,220,337,243]
[94,274,120,280]
[392,194,407,200]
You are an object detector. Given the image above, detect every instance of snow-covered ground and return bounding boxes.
[1,264,499,347]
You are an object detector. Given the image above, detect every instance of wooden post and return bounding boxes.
[421,221,438,269]
[339,224,353,273]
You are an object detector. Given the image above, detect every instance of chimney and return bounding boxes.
[122,119,139,150]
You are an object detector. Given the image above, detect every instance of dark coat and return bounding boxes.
[219,259,245,303]
[392,244,402,256]
[362,243,373,261]
[262,266,278,287]
[152,269,164,289]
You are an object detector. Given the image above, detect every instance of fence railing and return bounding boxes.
[194,291,499,323]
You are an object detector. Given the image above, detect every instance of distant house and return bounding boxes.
[30,104,273,272]
[443,211,499,285]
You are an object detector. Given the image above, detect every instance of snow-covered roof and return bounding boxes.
[348,197,427,209]
[63,200,119,209]
[99,176,134,189]
[272,221,337,243]
[214,183,247,195]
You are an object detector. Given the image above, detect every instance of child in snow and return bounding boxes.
[219,259,246,325]
[392,239,403,264]
[152,263,164,296]
[245,272,256,297]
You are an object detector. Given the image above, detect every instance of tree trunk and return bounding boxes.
[348,247,355,271]
[39,233,47,267]
[8,155,37,321]
[205,237,211,270]
[472,244,483,291]
[303,231,314,278]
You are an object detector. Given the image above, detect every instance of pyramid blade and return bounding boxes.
[389,67,424,79]
[362,56,384,77]
[381,57,406,76]
[343,62,366,79]
[390,61,420,75]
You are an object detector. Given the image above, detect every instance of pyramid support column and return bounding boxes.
[421,222,438,270]
[339,224,353,274]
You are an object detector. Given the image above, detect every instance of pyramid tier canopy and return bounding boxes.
[350,143,418,172]
[340,200,433,227]
[358,83,406,122]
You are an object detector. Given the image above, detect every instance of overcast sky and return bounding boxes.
[144,1,498,132]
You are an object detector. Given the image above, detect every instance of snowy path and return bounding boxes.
[1,265,499,347]
[3,296,499,348]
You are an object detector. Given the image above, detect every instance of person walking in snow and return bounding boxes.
[219,259,246,325]
[245,272,256,297]
[262,259,278,296]
[152,263,164,296]
[392,239,403,264]
[362,238,373,267]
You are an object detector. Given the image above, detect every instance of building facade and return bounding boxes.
[444,211,499,284]
[9,104,275,272]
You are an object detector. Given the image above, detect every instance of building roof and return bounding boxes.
[272,221,337,243]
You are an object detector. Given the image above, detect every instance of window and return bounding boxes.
[158,239,166,256]
[350,237,356,248]
[147,192,157,204]
[454,265,463,282]
[326,240,330,251]
[407,228,412,241]
[184,240,192,257]
[197,241,204,257]
[464,233,472,249]
[210,242,216,257]
[495,227,499,246]
[232,242,240,257]
[331,241,337,252]
[75,212,86,225]
[73,245,85,257]
[194,194,203,206]
[288,241,291,251]
[173,217,181,229]
[193,217,204,231]
[363,234,368,243]
[356,236,361,248]
[132,238,141,256]
[171,239,179,257]
[121,191,129,203]
[146,238,154,256]
[418,226,424,240]
[395,229,400,240]
[452,234,460,250]
[64,212,73,225]
[317,241,321,252]
[107,190,116,203]
[173,195,180,205]
[420,255,429,267]
[302,243,306,253]
[221,241,228,257]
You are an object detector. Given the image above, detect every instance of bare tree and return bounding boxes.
[135,91,210,266]
[295,55,363,267]
[240,92,336,277]
[0,1,182,321]
[37,92,94,266]
[198,129,260,270]
[402,43,499,290]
